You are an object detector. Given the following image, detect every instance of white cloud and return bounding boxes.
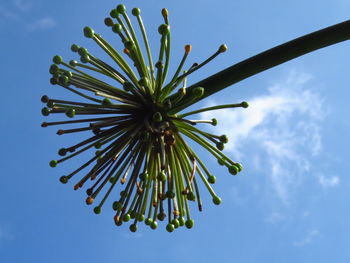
[318,175,339,188]
[27,16,56,31]
[293,229,319,247]
[14,0,33,12]
[201,70,326,203]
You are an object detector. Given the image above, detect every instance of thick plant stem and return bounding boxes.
[170,19,350,112]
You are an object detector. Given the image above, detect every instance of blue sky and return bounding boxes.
[1,0,350,262]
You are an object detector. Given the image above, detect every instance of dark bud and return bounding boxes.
[41,95,49,103]
[58,148,67,156]
[93,206,101,214]
[104,17,114,27]
[59,176,68,184]
[71,44,80,52]
[241,101,249,108]
[41,107,50,116]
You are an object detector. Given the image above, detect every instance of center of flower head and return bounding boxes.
[41,4,248,232]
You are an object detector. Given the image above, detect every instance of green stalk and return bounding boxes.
[168,19,350,112]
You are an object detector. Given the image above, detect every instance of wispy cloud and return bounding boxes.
[0,6,19,20]
[317,175,339,188]
[14,0,33,12]
[201,70,326,203]
[293,229,319,247]
[27,16,56,31]
[265,212,286,224]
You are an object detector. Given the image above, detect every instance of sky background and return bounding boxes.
[1,0,350,262]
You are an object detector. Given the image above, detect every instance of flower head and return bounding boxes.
[41,4,248,232]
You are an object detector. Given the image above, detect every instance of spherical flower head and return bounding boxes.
[41,5,248,233]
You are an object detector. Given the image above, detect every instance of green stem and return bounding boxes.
[168,19,350,112]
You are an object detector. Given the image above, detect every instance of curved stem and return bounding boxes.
[168,19,350,112]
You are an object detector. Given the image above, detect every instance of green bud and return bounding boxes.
[80,54,90,64]
[59,76,69,86]
[112,24,122,34]
[166,223,175,232]
[65,109,75,118]
[49,160,57,168]
[229,165,238,175]
[172,218,180,228]
[219,135,228,144]
[129,224,137,232]
[241,101,249,108]
[185,219,194,229]
[178,217,185,226]
[64,71,73,78]
[132,8,141,16]
[157,212,166,221]
[130,210,137,219]
[41,95,49,103]
[235,163,243,172]
[145,218,152,226]
[93,206,101,214]
[218,44,228,53]
[71,44,80,52]
[122,213,131,222]
[211,118,218,126]
[150,221,158,230]
[50,77,58,85]
[124,40,135,50]
[187,191,196,201]
[53,55,63,64]
[158,24,170,35]
[116,4,126,14]
[78,47,88,56]
[138,214,145,222]
[49,64,59,74]
[212,196,222,205]
[41,107,50,116]
[83,27,95,38]
[110,9,119,18]
[208,175,216,184]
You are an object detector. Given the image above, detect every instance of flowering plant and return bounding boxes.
[41,4,350,232]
